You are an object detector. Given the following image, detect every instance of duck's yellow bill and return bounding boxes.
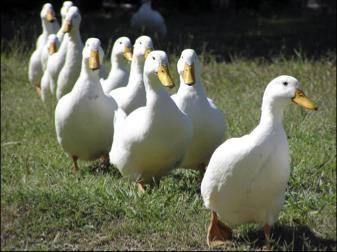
[63,21,72,33]
[89,50,100,70]
[46,10,56,22]
[292,89,318,110]
[158,64,174,88]
[123,46,133,61]
[144,47,152,59]
[48,42,57,55]
[183,63,195,85]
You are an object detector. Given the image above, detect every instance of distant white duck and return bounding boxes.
[41,34,60,103]
[40,2,73,72]
[55,38,118,173]
[201,75,318,248]
[28,3,59,95]
[46,33,69,97]
[109,36,153,115]
[46,3,73,98]
[110,50,193,192]
[56,1,74,41]
[100,36,133,94]
[171,49,225,171]
[56,6,83,101]
[131,0,167,38]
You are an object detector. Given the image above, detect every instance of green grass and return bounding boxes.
[1,40,336,250]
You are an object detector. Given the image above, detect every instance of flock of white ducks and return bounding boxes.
[28,1,318,248]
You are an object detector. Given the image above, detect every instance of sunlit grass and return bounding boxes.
[1,40,336,250]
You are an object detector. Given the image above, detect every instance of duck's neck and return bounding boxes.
[178,76,206,97]
[144,73,169,108]
[111,54,128,72]
[75,65,104,95]
[42,20,53,35]
[57,33,69,59]
[127,55,144,88]
[68,28,81,44]
[259,98,285,129]
[42,19,59,36]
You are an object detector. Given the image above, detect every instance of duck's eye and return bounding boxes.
[283,81,288,86]
[152,56,156,60]
[139,42,142,45]
[119,41,122,45]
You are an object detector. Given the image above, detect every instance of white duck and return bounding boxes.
[100,36,133,94]
[130,0,167,38]
[28,3,59,95]
[200,75,318,248]
[171,49,225,171]
[46,33,69,97]
[110,50,193,191]
[55,38,118,173]
[41,34,60,103]
[109,36,153,115]
[56,6,83,101]
[41,2,73,70]
[56,1,74,42]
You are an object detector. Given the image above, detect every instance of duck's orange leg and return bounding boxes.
[136,180,145,193]
[207,211,232,248]
[72,155,79,174]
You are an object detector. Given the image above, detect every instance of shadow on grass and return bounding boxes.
[83,161,122,178]
[234,224,336,250]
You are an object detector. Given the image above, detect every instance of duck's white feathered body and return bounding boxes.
[28,3,59,89]
[131,1,167,38]
[56,1,74,42]
[45,1,73,94]
[201,122,290,226]
[29,50,44,89]
[55,79,117,160]
[55,38,117,161]
[56,36,83,100]
[101,65,129,93]
[172,90,225,169]
[109,77,146,115]
[111,96,192,182]
[56,6,83,100]
[41,34,60,103]
[201,75,317,232]
[47,34,69,96]
[109,36,153,115]
[172,49,225,170]
[110,50,193,183]
[100,37,132,94]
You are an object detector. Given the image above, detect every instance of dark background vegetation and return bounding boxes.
[1,0,336,61]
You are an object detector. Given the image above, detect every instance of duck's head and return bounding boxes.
[41,3,56,23]
[60,1,74,21]
[63,6,81,33]
[133,35,154,60]
[46,34,60,55]
[264,75,317,110]
[112,37,133,62]
[83,38,104,72]
[177,49,201,86]
[144,50,174,88]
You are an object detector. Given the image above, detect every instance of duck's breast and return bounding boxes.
[201,131,290,225]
